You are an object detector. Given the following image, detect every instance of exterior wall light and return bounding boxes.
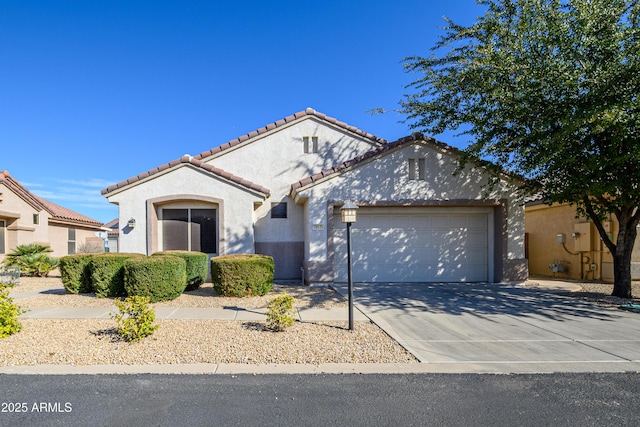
[340,201,358,330]
[127,218,136,229]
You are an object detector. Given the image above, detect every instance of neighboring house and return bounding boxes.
[101,108,527,284]
[525,197,640,282]
[0,170,105,262]
[104,218,119,253]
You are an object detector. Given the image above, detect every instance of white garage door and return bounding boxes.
[333,207,491,283]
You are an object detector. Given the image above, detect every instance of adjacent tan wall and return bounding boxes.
[525,203,618,281]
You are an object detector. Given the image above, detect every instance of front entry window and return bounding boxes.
[162,208,217,253]
[0,220,5,254]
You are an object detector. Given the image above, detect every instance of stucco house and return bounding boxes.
[0,170,105,262]
[101,108,527,284]
[525,197,640,282]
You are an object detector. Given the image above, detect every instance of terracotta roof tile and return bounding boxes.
[101,156,270,197]
[192,107,386,161]
[290,134,442,192]
[290,133,523,194]
[0,170,103,227]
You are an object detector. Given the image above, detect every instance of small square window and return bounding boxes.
[271,202,287,219]
[408,158,416,180]
[303,136,319,153]
[33,213,39,225]
[408,158,426,180]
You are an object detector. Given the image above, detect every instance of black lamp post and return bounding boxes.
[340,201,358,330]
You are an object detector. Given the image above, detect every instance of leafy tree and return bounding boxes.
[400,0,640,298]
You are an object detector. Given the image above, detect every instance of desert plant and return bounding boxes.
[124,256,186,302]
[111,296,159,342]
[3,244,58,277]
[59,254,95,293]
[153,250,208,291]
[266,292,296,332]
[211,254,273,297]
[0,285,26,338]
[76,242,105,254]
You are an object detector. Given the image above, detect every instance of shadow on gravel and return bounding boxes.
[337,282,626,321]
[91,328,123,343]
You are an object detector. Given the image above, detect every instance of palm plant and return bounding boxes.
[3,244,59,277]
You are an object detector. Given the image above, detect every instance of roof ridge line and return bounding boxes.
[101,154,270,197]
[193,107,387,160]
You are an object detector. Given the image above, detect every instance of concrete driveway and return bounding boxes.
[334,282,640,373]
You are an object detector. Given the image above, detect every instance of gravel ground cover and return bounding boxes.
[2,277,416,366]
[4,276,639,367]
[526,279,640,307]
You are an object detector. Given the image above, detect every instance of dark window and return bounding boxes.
[0,220,5,254]
[162,208,217,253]
[33,213,39,225]
[163,209,189,251]
[271,202,287,219]
[191,209,217,253]
[68,228,76,254]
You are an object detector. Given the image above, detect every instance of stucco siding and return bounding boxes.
[107,165,264,255]
[295,142,525,283]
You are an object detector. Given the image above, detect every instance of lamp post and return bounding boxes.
[340,201,358,330]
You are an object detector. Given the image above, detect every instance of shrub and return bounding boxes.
[124,256,187,302]
[0,285,26,338]
[111,296,159,342]
[3,244,58,277]
[153,250,208,291]
[59,254,95,294]
[211,254,273,297]
[77,242,105,254]
[266,292,296,331]
[91,253,142,298]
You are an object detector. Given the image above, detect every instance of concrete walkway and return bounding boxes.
[5,280,640,375]
[20,305,369,322]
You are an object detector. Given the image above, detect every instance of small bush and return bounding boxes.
[111,296,159,342]
[153,250,208,291]
[211,254,273,297]
[3,244,58,277]
[77,243,105,254]
[59,254,95,294]
[124,256,187,302]
[91,253,142,298]
[266,292,296,331]
[0,285,26,338]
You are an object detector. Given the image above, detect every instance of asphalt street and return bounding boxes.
[1,373,639,426]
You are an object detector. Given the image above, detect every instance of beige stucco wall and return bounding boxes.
[0,183,49,262]
[207,117,381,245]
[1,182,103,262]
[296,141,527,283]
[106,165,265,255]
[525,203,619,281]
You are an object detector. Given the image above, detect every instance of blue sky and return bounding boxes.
[1,1,484,224]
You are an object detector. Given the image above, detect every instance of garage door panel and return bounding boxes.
[333,209,490,283]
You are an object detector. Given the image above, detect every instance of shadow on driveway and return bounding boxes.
[341,282,622,321]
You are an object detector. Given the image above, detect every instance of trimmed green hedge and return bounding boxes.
[153,250,208,291]
[211,254,273,297]
[91,253,143,298]
[59,254,95,294]
[124,256,187,302]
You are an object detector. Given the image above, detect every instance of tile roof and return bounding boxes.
[100,155,271,197]
[290,132,524,193]
[290,133,433,192]
[193,107,387,161]
[0,170,103,227]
